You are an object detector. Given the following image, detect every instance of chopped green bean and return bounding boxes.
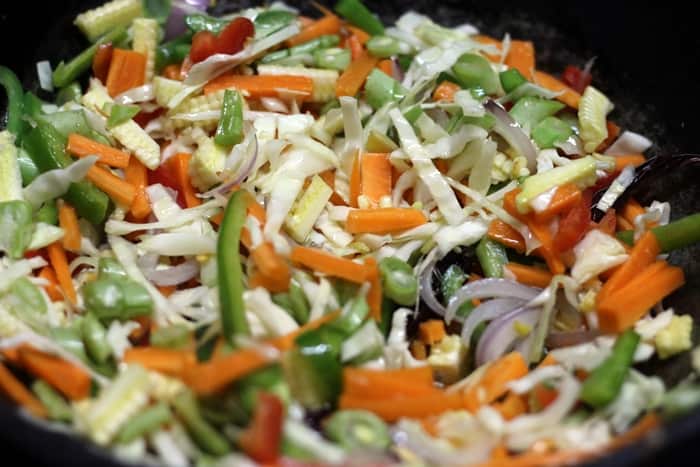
[378,257,417,306]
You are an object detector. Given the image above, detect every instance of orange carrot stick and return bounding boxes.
[86,165,136,207]
[248,271,289,293]
[525,220,565,275]
[346,25,370,44]
[505,41,535,79]
[343,367,437,399]
[124,156,151,220]
[105,49,146,97]
[38,266,62,302]
[346,34,365,60]
[66,133,130,168]
[473,34,502,62]
[290,246,369,283]
[286,14,342,47]
[614,154,646,171]
[339,391,463,422]
[432,80,461,102]
[346,208,428,234]
[487,219,526,253]
[251,242,290,292]
[532,183,582,223]
[184,348,273,395]
[163,153,202,208]
[463,352,529,411]
[348,152,361,207]
[620,198,647,226]
[504,262,553,288]
[533,70,581,109]
[377,59,393,76]
[203,74,314,99]
[336,54,379,97]
[123,347,196,377]
[360,152,392,204]
[0,362,47,418]
[344,366,435,386]
[419,320,446,345]
[46,242,76,304]
[18,348,91,400]
[364,257,382,320]
[58,201,81,252]
[597,261,684,332]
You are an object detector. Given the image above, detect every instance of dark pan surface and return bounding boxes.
[1,1,699,465]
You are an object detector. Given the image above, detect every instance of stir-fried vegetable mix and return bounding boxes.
[1,0,700,465]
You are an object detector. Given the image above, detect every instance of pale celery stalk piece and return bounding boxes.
[132,18,158,82]
[0,131,23,202]
[74,0,143,42]
[515,155,597,213]
[256,65,339,103]
[578,86,614,153]
[285,174,333,243]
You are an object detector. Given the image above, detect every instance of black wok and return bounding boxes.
[1,1,699,465]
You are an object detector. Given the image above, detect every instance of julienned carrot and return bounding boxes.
[463,352,528,411]
[533,70,581,109]
[123,347,196,377]
[290,246,369,283]
[360,152,392,203]
[419,320,446,345]
[617,215,634,232]
[250,242,290,292]
[597,230,660,302]
[249,271,289,294]
[614,154,646,171]
[346,34,365,60]
[203,74,314,99]
[38,266,62,301]
[620,198,646,226]
[364,257,382,321]
[336,54,379,97]
[86,165,136,207]
[343,371,439,400]
[432,80,461,102]
[285,14,342,47]
[0,362,47,418]
[526,219,565,275]
[533,183,582,223]
[349,152,361,207]
[346,208,428,234]
[124,156,151,220]
[377,59,393,76]
[505,40,535,80]
[320,169,345,206]
[17,348,91,400]
[247,198,267,224]
[492,392,527,420]
[346,25,370,44]
[46,242,76,304]
[505,262,553,288]
[66,133,130,168]
[473,34,502,62]
[105,48,146,97]
[58,201,81,252]
[344,366,435,386]
[163,153,202,208]
[597,261,685,332]
[487,219,525,253]
[339,391,463,422]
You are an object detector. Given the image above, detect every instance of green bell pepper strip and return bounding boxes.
[289,35,340,56]
[22,120,110,224]
[151,324,191,349]
[214,90,243,147]
[81,313,112,364]
[217,190,250,342]
[364,69,407,110]
[334,0,384,35]
[476,237,508,278]
[106,104,140,128]
[499,69,527,94]
[272,282,310,325]
[185,14,229,34]
[23,92,44,121]
[117,402,173,444]
[31,380,72,422]
[17,148,40,185]
[53,26,128,88]
[378,257,418,306]
[0,66,24,137]
[238,365,289,414]
[173,391,230,456]
[35,200,59,225]
[509,96,565,131]
[11,277,47,316]
[313,47,351,71]
[532,116,574,148]
[366,35,407,58]
[323,409,391,451]
[440,264,475,318]
[57,81,83,108]
[82,277,153,320]
[451,53,501,95]
[254,10,296,38]
[617,213,700,253]
[0,200,34,259]
[156,34,192,72]
[580,329,640,408]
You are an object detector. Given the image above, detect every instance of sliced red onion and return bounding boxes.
[545,329,600,349]
[484,100,537,172]
[418,255,447,317]
[200,133,258,197]
[445,278,541,324]
[165,0,209,40]
[555,135,584,156]
[260,97,289,114]
[114,84,155,105]
[475,306,540,367]
[461,298,527,344]
[144,258,200,286]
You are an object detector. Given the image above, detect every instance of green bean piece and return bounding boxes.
[532,116,574,148]
[451,53,501,95]
[218,190,250,342]
[440,264,475,318]
[260,49,291,64]
[313,47,351,71]
[288,282,310,324]
[214,90,243,147]
[83,278,153,320]
[329,296,369,334]
[0,200,33,259]
[81,313,112,364]
[580,329,640,408]
[173,391,230,456]
[378,257,418,306]
[117,402,173,444]
[289,35,340,56]
[509,97,565,131]
[366,35,407,58]
[53,26,128,88]
[98,257,128,280]
[55,82,82,106]
[0,65,24,137]
[32,380,72,422]
[151,324,191,349]
[323,409,391,451]
[334,0,385,35]
[254,10,296,38]
[617,213,700,253]
[476,237,508,278]
[499,68,527,94]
